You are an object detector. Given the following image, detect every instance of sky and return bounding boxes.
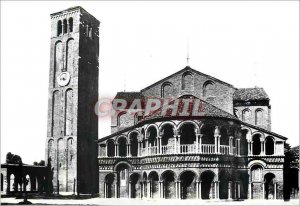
[1,1,299,164]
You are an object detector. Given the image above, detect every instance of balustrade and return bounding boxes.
[161,145,175,154]
[201,144,215,154]
[105,143,235,157]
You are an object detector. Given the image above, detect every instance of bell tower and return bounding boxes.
[45,6,99,194]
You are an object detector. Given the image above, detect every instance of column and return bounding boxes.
[199,134,203,153]
[274,141,277,154]
[104,182,107,198]
[214,181,219,199]
[237,139,240,156]
[196,134,199,153]
[175,181,178,199]
[250,141,253,155]
[115,144,118,157]
[178,181,181,199]
[147,181,151,198]
[128,181,131,198]
[228,181,232,199]
[196,181,199,199]
[199,181,202,200]
[138,142,141,156]
[105,145,108,157]
[146,140,149,156]
[274,182,277,199]
[237,182,240,199]
[214,136,218,154]
[229,137,233,155]
[159,137,162,154]
[177,135,181,153]
[210,182,214,199]
[248,141,251,155]
[141,182,144,198]
[262,182,265,199]
[128,144,131,156]
[248,182,252,199]
[260,139,265,155]
[159,181,162,198]
[115,183,118,198]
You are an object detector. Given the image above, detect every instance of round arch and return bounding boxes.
[159,121,176,135]
[177,120,200,134]
[145,124,159,137]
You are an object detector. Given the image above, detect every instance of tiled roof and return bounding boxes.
[114,92,144,100]
[143,96,238,120]
[141,66,235,92]
[233,88,269,101]
[290,146,299,156]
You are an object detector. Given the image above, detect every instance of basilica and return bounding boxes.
[1,6,298,201]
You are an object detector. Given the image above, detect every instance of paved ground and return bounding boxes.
[1,198,299,205]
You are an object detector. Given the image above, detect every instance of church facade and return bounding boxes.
[97,67,287,200]
[42,6,296,201]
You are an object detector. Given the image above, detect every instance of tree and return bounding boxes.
[6,152,22,164]
[33,160,45,166]
[38,160,45,166]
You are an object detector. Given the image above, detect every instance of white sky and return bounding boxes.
[1,1,299,164]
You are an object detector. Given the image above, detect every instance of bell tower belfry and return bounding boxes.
[45,6,99,194]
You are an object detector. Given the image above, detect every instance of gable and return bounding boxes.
[140,66,236,114]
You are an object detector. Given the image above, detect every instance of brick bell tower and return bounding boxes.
[45,6,99,194]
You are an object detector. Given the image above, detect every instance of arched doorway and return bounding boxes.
[252,134,261,155]
[149,171,159,198]
[162,171,176,199]
[180,171,196,199]
[129,173,140,198]
[116,163,130,198]
[265,137,274,155]
[264,173,276,199]
[105,173,115,198]
[251,165,263,199]
[200,171,215,199]
[219,170,230,199]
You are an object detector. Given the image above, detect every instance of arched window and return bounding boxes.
[107,140,115,157]
[161,82,173,98]
[63,19,68,34]
[220,127,229,145]
[129,132,138,157]
[57,20,62,36]
[252,134,261,155]
[203,80,215,98]
[182,72,193,90]
[242,109,251,123]
[65,89,73,136]
[265,137,274,155]
[9,174,15,192]
[201,123,215,144]
[255,109,263,126]
[118,137,127,157]
[89,26,93,39]
[117,112,127,126]
[147,126,157,147]
[68,18,73,32]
